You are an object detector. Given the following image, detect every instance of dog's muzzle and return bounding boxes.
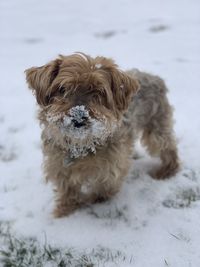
[69,105,90,129]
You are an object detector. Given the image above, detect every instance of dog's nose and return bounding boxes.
[69,105,89,128]
[72,118,87,128]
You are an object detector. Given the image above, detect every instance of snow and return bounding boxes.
[0,0,200,266]
[95,63,102,69]
[68,105,89,121]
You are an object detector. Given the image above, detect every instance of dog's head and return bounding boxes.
[25,53,139,158]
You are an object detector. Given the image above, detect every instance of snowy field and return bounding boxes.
[0,0,200,266]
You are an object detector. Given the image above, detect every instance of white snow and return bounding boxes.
[69,105,89,118]
[95,63,102,69]
[0,0,200,266]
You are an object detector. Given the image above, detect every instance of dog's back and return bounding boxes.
[125,69,179,179]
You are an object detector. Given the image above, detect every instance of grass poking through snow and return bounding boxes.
[0,222,128,267]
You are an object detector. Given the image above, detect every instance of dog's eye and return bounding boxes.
[58,86,65,95]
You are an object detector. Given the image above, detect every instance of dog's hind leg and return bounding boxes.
[141,106,180,179]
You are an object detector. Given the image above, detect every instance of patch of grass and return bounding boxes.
[88,205,128,223]
[164,259,170,266]
[163,186,200,209]
[182,169,199,182]
[163,169,200,209]
[0,222,127,267]
[168,231,191,243]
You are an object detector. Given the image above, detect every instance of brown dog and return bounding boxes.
[25,53,179,217]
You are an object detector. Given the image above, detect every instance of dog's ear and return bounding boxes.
[25,58,62,106]
[110,68,139,111]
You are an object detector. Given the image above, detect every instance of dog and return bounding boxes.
[25,52,179,217]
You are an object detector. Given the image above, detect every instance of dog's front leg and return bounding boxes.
[53,184,82,218]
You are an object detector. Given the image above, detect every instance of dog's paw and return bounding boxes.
[93,195,110,203]
[150,165,179,180]
[53,205,77,218]
[150,169,171,180]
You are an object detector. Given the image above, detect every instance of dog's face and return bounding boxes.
[25,53,139,158]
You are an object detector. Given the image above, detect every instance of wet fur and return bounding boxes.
[25,53,179,217]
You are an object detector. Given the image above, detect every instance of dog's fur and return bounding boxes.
[25,53,179,217]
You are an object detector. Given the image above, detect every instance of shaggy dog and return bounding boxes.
[25,53,179,217]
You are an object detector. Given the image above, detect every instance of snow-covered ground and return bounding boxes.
[0,0,200,266]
